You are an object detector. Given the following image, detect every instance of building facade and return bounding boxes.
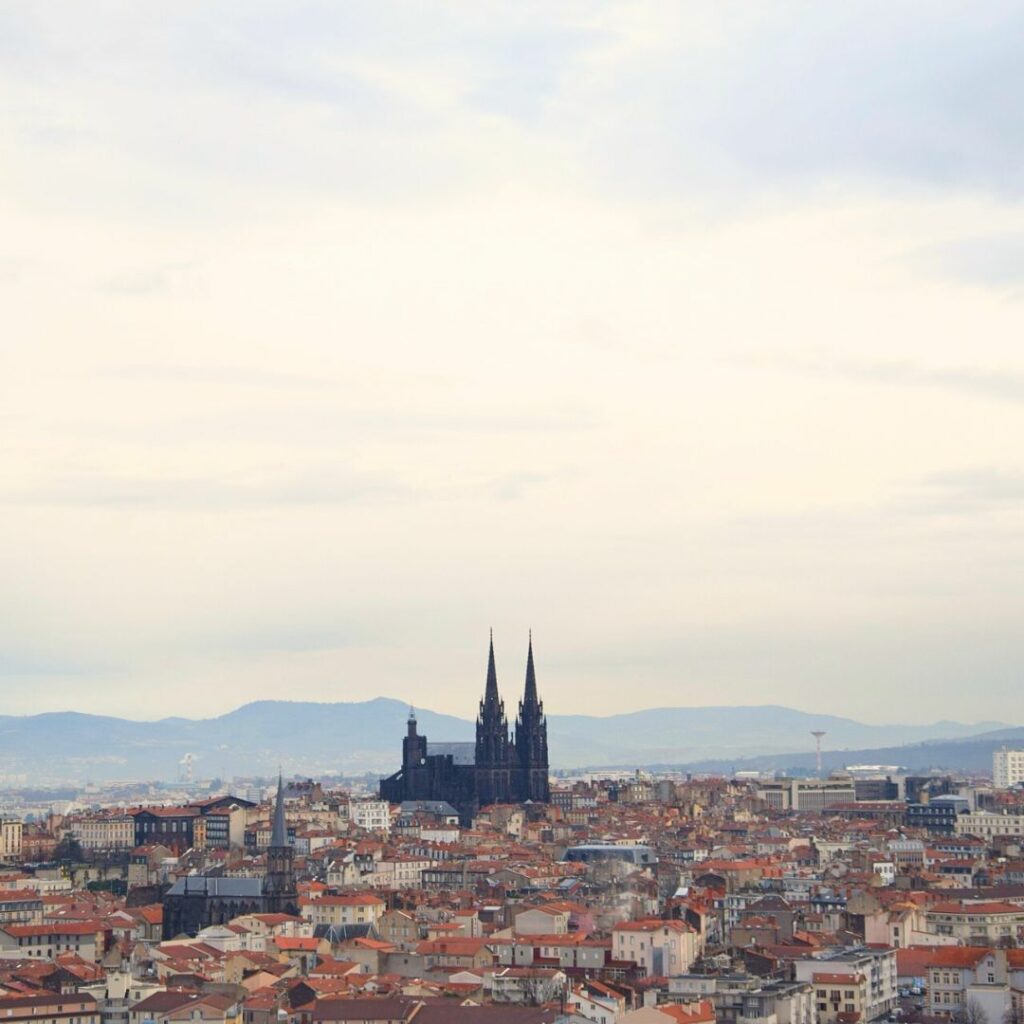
[379,635,550,824]
[994,749,1024,789]
[0,820,23,862]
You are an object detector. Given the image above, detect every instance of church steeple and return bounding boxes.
[478,630,507,734]
[522,631,539,710]
[265,771,296,909]
[515,632,550,804]
[475,631,513,807]
[271,771,287,849]
[482,630,500,714]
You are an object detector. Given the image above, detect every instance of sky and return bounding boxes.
[2,2,1024,725]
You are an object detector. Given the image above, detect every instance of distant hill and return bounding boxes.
[667,726,1024,776]
[0,698,1013,785]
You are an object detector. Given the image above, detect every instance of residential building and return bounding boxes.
[612,920,697,977]
[957,812,1024,840]
[0,820,23,861]
[0,993,99,1024]
[925,901,1024,945]
[72,813,135,851]
[349,801,391,834]
[994,750,1024,790]
[299,893,386,929]
[669,974,815,1024]
[793,947,898,1022]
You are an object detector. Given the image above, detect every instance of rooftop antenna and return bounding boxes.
[811,732,827,777]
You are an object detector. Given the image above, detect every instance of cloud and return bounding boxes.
[911,233,1024,290]
[98,363,336,390]
[5,2,1024,220]
[1,462,561,510]
[3,467,410,509]
[766,353,1024,408]
[96,261,202,296]
[574,3,1024,201]
[909,468,1024,514]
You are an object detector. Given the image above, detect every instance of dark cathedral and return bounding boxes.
[379,634,550,824]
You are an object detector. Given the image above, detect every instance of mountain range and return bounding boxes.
[0,699,1015,785]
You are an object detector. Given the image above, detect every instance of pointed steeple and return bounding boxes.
[523,630,539,708]
[271,771,287,849]
[483,629,500,710]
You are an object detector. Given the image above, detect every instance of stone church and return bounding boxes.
[162,773,297,938]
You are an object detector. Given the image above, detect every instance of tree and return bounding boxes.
[53,833,84,863]
[954,999,990,1024]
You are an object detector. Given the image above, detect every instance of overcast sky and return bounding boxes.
[2,2,1023,725]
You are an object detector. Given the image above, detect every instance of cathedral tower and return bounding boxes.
[475,632,514,806]
[515,633,550,803]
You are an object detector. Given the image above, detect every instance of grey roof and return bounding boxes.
[399,799,460,817]
[426,742,475,766]
[165,876,264,898]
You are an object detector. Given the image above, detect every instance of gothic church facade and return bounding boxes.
[379,635,550,824]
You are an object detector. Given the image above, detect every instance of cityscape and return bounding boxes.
[3,4,1024,1024]
[1,640,1024,1023]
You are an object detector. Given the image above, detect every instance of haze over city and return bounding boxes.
[3,2,1024,725]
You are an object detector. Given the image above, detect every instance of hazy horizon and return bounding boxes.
[3,3,1024,723]
[0,691,1015,733]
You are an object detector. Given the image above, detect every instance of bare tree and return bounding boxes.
[953,999,990,1024]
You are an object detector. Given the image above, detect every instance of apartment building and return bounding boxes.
[929,946,1015,1019]
[0,993,99,1024]
[0,890,43,926]
[0,820,23,862]
[670,973,816,1024]
[757,779,857,813]
[349,801,391,834]
[994,750,1024,789]
[794,947,898,1022]
[298,893,385,929]
[957,811,1024,839]
[0,921,111,961]
[612,919,697,977]
[72,814,135,851]
[925,901,1024,945]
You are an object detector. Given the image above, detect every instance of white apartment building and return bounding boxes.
[994,749,1024,789]
[349,800,391,834]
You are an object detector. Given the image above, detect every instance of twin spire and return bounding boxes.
[479,630,543,727]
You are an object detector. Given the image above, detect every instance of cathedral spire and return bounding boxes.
[482,629,500,712]
[271,771,287,849]
[523,630,539,708]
